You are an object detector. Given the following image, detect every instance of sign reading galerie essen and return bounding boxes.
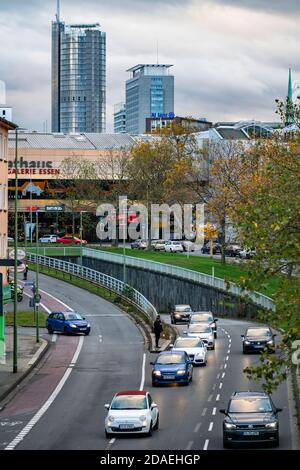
[8,157,60,176]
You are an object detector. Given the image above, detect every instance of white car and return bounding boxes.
[171,337,207,366]
[104,390,159,437]
[184,324,215,350]
[39,235,57,243]
[164,240,184,253]
[153,240,166,251]
[239,248,256,259]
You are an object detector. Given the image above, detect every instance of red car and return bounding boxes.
[57,236,87,245]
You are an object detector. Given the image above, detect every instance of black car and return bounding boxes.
[170,305,193,324]
[220,391,282,448]
[242,326,276,354]
[189,311,218,338]
[201,242,221,254]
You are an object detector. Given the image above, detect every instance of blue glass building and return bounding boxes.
[125,64,174,135]
[52,16,106,133]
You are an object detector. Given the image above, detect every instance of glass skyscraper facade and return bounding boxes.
[125,65,174,135]
[52,19,106,133]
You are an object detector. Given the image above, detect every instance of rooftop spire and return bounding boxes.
[288,67,293,101]
[285,68,295,126]
[56,0,61,22]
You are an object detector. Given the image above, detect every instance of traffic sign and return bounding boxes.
[45,204,65,212]
[9,249,26,261]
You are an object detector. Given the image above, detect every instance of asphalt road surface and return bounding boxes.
[0,273,296,450]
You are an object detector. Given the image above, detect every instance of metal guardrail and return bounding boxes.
[82,248,276,312]
[27,253,158,322]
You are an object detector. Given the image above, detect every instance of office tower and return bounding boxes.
[125,64,174,135]
[51,2,106,133]
[114,102,126,133]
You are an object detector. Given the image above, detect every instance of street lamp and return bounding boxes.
[80,210,87,276]
[35,210,40,343]
[13,127,19,373]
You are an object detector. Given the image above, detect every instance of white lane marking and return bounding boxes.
[5,335,84,450]
[109,438,115,445]
[229,338,232,343]
[219,382,223,389]
[98,335,103,343]
[220,364,223,370]
[207,394,213,402]
[203,439,209,450]
[224,363,227,369]
[222,372,226,379]
[139,353,146,391]
[194,422,201,433]
[201,408,207,416]
[227,349,230,354]
[212,408,217,415]
[208,422,214,432]
[226,356,229,361]
[216,394,220,401]
[186,441,194,450]
[212,384,216,390]
[51,334,57,343]
[0,421,23,427]
[217,373,220,379]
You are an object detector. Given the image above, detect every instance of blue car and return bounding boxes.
[46,311,91,335]
[150,351,193,386]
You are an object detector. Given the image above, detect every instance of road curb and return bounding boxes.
[0,338,50,405]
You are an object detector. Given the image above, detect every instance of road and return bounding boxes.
[0,273,296,450]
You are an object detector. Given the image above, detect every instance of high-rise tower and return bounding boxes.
[51,1,106,133]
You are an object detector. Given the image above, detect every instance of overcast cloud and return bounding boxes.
[0,0,299,131]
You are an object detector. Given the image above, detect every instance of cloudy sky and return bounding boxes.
[0,0,299,131]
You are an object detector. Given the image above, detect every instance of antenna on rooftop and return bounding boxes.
[156,40,159,65]
[56,0,61,22]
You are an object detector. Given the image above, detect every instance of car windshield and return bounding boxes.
[175,306,192,312]
[229,397,273,413]
[175,339,203,348]
[156,354,185,364]
[191,314,213,323]
[189,325,212,333]
[111,395,147,410]
[64,313,83,321]
[246,328,272,337]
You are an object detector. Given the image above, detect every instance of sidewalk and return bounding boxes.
[0,332,48,403]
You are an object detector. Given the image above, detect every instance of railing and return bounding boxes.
[82,248,276,312]
[27,253,158,322]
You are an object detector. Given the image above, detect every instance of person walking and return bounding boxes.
[23,264,29,281]
[153,315,163,350]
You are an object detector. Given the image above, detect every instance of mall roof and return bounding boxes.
[8,132,136,150]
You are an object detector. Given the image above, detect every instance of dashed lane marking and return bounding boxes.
[201,408,207,416]
[194,423,201,433]
[222,372,226,379]
[207,394,213,402]
[203,439,209,450]
[51,334,57,343]
[212,408,217,416]
[219,382,223,389]
[139,353,146,391]
[208,422,214,432]
[216,394,220,401]
[186,441,194,450]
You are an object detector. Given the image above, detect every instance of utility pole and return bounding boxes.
[13,127,19,373]
[35,210,40,343]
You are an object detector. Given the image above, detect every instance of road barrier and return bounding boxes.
[27,253,158,322]
[82,248,276,312]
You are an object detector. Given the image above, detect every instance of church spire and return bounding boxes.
[285,68,294,125]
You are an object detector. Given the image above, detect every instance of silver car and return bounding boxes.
[184,324,215,350]
[171,337,207,366]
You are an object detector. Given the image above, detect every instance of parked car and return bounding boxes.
[150,351,193,386]
[46,311,90,335]
[184,323,215,350]
[39,235,57,243]
[164,240,184,253]
[189,311,218,338]
[57,236,87,245]
[239,248,256,259]
[170,304,193,324]
[131,239,147,249]
[170,337,207,366]
[242,326,276,354]
[225,244,242,257]
[220,391,281,448]
[181,240,195,252]
[104,390,159,437]
[153,240,166,251]
[201,242,221,254]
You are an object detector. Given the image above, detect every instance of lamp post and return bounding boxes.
[13,127,19,373]
[35,210,40,343]
[79,210,88,276]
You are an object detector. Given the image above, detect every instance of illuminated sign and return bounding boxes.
[151,112,175,119]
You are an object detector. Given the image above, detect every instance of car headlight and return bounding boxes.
[196,352,205,357]
[175,314,181,318]
[224,422,236,429]
[177,369,186,375]
[153,370,161,376]
[139,415,147,423]
[267,340,274,345]
[69,324,77,328]
[244,340,250,345]
[209,336,214,341]
[107,416,114,426]
[87,323,91,328]
[265,421,277,429]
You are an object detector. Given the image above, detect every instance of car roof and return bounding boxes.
[116,390,147,396]
[246,326,271,331]
[158,350,186,355]
[192,311,213,315]
[231,391,270,399]
[51,311,75,315]
[175,304,191,308]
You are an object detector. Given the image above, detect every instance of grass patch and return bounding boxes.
[5,310,48,327]
[92,247,279,297]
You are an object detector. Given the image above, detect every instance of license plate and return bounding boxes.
[120,424,134,429]
[243,431,259,436]
[80,328,86,331]
[164,375,175,380]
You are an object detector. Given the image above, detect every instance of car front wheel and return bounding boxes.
[153,415,159,430]
[47,325,53,334]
